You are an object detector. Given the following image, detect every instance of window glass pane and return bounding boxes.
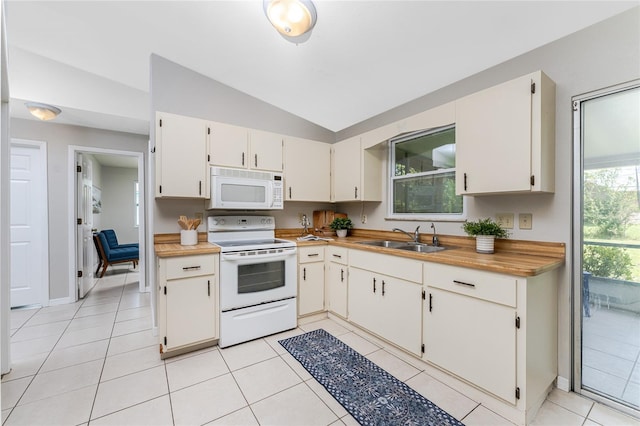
[394,127,456,176]
[393,171,462,214]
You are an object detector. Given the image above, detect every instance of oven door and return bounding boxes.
[219,247,297,311]
[209,175,273,210]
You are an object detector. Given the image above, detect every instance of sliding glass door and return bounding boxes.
[574,83,640,411]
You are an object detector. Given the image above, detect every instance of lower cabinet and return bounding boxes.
[326,246,348,318]
[157,253,219,358]
[298,246,325,316]
[423,262,557,419]
[348,249,423,356]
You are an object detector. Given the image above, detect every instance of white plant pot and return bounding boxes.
[475,235,496,254]
[180,229,198,246]
[336,229,348,238]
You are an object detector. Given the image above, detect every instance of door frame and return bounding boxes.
[67,146,146,301]
[10,139,49,307]
[572,79,640,417]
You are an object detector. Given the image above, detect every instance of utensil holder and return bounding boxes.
[180,230,198,246]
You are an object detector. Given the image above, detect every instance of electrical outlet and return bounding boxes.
[361,215,367,224]
[519,213,533,230]
[496,213,514,229]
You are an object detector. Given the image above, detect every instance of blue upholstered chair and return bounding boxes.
[94,231,139,278]
[101,229,139,250]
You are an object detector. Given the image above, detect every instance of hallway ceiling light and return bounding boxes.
[25,102,61,121]
[264,0,317,43]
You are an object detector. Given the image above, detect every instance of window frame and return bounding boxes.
[387,124,466,221]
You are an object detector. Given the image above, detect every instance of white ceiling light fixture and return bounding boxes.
[25,102,61,121]
[264,0,317,43]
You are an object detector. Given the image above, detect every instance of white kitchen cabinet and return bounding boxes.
[325,246,348,318]
[157,253,218,358]
[455,70,555,195]
[332,136,383,202]
[298,246,325,316]
[209,123,283,172]
[155,111,209,198]
[423,262,557,421]
[284,137,331,202]
[348,249,423,356]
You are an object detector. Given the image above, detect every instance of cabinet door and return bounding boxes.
[455,74,532,195]
[250,130,283,172]
[332,137,361,201]
[209,122,249,168]
[284,137,331,202]
[424,287,516,404]
[326,261,348,318]
[377,276,422,356]
[156,112,208,198]
[347,267,380,333]
[165,275,217,350]
[298,262,324,316]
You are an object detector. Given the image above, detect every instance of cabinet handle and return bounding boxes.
[340,269,344,282]
[382,280,385,296]
[183,266,201,271]
[199,180,202,195]
[464,173,468,191]
[453,280,475,288]
[332,254,342,259]
[354,186,358,199]
[242,152,245,166]
[303,267,306,281]
[254,154,258,167]
[373,277,376,293]
[207,280,210,297]
[289,187,292,199]
[429,293,433,312]
[307,253,319,257]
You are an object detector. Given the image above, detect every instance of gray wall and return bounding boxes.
[10,118,148,300]
[100,166,139,244]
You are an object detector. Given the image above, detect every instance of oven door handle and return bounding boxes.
[222,251,296,262]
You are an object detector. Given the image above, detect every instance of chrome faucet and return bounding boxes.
[431,222,439,246]
[392,226,421,243]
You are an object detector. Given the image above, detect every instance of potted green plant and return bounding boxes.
[462,218,508,253]
[329,217,353,238]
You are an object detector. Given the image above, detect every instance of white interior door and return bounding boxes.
[10,142,48,307]
[76,153,94,298]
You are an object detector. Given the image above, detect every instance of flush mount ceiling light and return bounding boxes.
[264,0,317,43]
[25,102,61,121]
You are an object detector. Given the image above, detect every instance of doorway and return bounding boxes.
[68,146,146,301]
[9,139,49,307]
[573,82,640,413]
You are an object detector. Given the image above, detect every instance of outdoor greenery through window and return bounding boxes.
[390,125,462,217]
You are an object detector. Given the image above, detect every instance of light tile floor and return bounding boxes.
[2,265,640,425]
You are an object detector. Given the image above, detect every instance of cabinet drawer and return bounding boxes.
[350,249,422,284]
[165,254,216,280]
[326,246,348,265]
[298,246,325,263]
[425,263,516,307]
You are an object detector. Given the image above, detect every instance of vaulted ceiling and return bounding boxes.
[5,1,637,135]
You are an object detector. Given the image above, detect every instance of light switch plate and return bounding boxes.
[496,213,514,229]
[519,213,533,230]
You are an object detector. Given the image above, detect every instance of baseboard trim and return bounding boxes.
[556,375,570,392]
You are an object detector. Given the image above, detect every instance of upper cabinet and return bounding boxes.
[283,137,331,202]
[209,123,283,172]
[155,111,210,199]
[455,70,556,196]
[332,136,383,202]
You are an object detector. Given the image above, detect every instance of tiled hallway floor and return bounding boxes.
[2,265,640,425]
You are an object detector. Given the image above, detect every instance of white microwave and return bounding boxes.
[207,167,284,210]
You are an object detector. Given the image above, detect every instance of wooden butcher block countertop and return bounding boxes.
[278,229,565,277]
[154,233,220,258]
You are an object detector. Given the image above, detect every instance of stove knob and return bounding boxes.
[219,219,225,225]
[261,218,266,224]
[266,218,272,224]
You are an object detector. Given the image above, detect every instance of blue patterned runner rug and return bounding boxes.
[279,329,464,426]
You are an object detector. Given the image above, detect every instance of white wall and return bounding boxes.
[100,166,139,244]
[9,118,148,300]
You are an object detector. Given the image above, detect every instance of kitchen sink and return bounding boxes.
[356,240,447,253]
[357,240,409,248]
